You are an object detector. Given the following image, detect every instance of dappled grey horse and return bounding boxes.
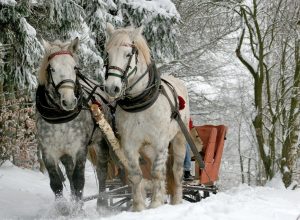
[35,38,111,213]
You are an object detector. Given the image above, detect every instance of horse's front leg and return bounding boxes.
[60,155,75,195]
[43,153,70,215]
[149,142,168,209]
[125,148,145,211]
[43,154,64,198]
[72,149,87,202]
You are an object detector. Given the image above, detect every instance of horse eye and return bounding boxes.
[49,66,55,72]
[126,53,132,57]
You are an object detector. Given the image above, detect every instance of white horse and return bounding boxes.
[104,23,190,211]
[36,38,112,214]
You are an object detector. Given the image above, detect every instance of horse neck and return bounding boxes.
[126,59,149,97]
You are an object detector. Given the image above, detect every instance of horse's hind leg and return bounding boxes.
[60,155,75,195]
[94,139,109,208]
[149,142,168,209]
[72,149,87,201]
[170,132,186,204]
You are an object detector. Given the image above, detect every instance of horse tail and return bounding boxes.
[166,143,176,196]
[87,145,98,166]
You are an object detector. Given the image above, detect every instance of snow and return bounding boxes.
[0,0,16,6]
[19,18,37,36]
[1,161,300,220]
[120,0,179,18]
[187,76,218,100]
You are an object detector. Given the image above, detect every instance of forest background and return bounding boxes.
[0,0,299,189]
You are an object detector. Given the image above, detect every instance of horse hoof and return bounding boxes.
[55,198,70,216]
[149,200,163,209]
[131,203,145,212]
[170,198,182,205]
[97,198,111,215]
[97,197,108,208]
[72,205,85,217]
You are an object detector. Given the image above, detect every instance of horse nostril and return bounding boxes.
[62,100,67,107]
[114,86,120,93]
[73,97,78,106]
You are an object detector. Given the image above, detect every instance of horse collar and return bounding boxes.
[36,83,84,124]
[117,62,161,112]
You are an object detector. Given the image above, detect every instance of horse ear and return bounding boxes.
[41,38,51,51]
[68,37,80,53]
[133,25,144,36]
[106,23,115,37]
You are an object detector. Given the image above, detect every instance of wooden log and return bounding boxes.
[90,104,129,171]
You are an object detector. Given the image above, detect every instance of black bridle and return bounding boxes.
[104,43,139,94]
[46,51,78,93]
[44,51,83,111]
[36,50,85,123]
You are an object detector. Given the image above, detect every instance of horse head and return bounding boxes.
[38,38,80,111]
[104,23,151,99]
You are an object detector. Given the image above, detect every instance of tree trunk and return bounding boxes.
[238,121,245,183]
[281,39,300,187]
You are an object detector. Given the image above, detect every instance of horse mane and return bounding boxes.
[38,40,77,85]
[106,27,152,66]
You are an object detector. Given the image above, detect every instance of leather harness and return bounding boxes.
[105,43,206,169]
[36,84,84,124]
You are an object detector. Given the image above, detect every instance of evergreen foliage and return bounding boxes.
[0,0,179,91]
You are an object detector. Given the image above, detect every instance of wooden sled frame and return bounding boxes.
[183,124,228,202]
[83,124,228,206]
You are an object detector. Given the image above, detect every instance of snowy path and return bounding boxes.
[0,161,300,220]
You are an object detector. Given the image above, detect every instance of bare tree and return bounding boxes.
[235,0,300,187]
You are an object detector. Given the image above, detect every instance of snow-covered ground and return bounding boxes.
[1,161,300,220]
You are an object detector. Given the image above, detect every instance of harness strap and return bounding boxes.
[76,72,111,106]
[105,42,138,84]
[106,72,123,79]
[125,65,149,93]
[160,80,205,169]
[87,123,98,146]
[127,66,138,79]
[48,51,73,61]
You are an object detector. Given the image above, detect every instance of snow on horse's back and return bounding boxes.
[104,23,190,211]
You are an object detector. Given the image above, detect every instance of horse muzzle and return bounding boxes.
[60,97,77,111]
[104,85,121,98]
